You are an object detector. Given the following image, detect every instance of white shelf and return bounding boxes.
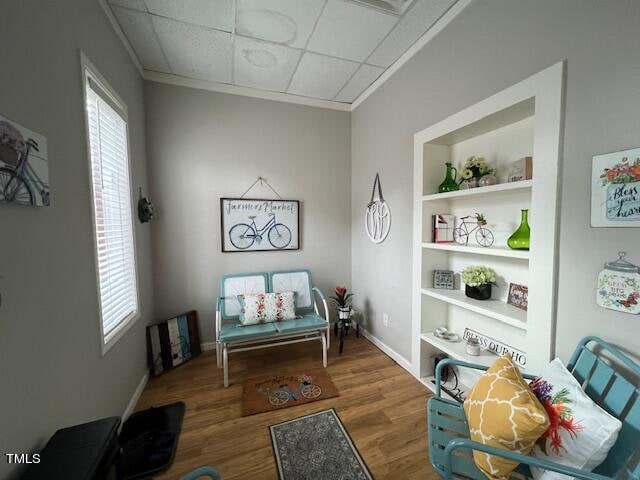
[419,375,470,402]
[421,288,527,331]
[422,242,530,259]
[421,331,498,364]
[422,180,532,202]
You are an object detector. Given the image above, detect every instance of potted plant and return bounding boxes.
[461,266,496,300]
[459,156,496,188]
[331,286,354,319]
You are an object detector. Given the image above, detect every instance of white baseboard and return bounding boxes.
[200,342,216,352]
[360,328,416,377]
[123,372,149,420]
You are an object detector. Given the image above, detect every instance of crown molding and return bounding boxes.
[351,0,473,110]
[98,0,144,76]
[99,0,473,112]
[143,71,351,111]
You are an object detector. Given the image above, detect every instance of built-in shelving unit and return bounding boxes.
[411,62,564,390]
[421,288,527,330]
[422,242,530,260]
[422,179,532,202]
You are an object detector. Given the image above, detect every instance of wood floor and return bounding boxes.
[135,333,436,480]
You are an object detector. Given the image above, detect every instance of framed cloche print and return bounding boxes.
[591,148,640,227]
[596,253,640,315]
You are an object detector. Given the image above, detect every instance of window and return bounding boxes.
[82,56,139,353]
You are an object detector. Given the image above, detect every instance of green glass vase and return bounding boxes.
[507,209,530,250]
[438,162,459,193]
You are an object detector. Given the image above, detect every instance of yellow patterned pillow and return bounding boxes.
[464,355,550,479]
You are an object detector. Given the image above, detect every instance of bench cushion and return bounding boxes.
[219,322,278,342]
[274,314,328,334]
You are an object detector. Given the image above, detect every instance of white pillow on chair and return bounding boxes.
[530,358,622,480]
[237,292,296,325]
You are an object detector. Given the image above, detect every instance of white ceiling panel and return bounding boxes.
[306,0,398,62]
[105,0,464,105]
[144,0,234,32]
[334,64,384,102]
[368,0,456,67]
[288,52,358,100]
[108,0,147,12]
[153,16,233,83]
[236,0,324,48]
[234,37,301,92]
[111,7,169,73]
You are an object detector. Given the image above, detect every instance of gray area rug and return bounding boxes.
[269,409,373,480]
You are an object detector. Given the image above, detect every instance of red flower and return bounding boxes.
[336,286,347,297]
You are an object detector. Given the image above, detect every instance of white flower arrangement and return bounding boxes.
[459,156,494,181]
[461,266,497,287]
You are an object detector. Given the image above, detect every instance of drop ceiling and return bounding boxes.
[104,0,462,108]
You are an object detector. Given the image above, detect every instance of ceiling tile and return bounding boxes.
[108,0,147,12]
[144,0,234,32]
[234,37,301,92]
[111,6,169,72]
[306,0,398,62]
[334,64,384,102]
[288,52,358,100]
[153,16,233,83]
[236,0,324,49]
[368,0,456,67]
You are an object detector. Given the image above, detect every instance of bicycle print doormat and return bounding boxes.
[0,114,50,207]
[220,198,300,252]
[242,369,339,416]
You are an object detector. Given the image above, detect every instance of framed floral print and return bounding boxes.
[591,148,640,227]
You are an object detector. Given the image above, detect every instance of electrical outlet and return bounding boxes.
[382,312,389,327]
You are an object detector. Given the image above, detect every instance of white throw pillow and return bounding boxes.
[530,358,622,480]
[237,291,296,325]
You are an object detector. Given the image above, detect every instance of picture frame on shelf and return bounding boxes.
[508,156,533,183]
[507,283,528,311]
[433,270,455,290]
[432,214,455,243]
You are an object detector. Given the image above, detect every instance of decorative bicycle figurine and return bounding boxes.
[228,213,292,249]
[454,213,494,247]
[260,375,322,406]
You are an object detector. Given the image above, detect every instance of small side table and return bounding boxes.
[334,317,360,354]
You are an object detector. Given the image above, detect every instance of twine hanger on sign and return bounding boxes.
[240,176,283,199]
[367,173,385,208]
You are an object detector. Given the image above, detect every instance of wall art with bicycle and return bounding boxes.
[220,198,299,252]
[0,115,50,207]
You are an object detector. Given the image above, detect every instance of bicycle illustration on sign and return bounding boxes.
[229,213,292,249]
[0,116,50,207]
[259,374,322,406]
[454,213,494,247]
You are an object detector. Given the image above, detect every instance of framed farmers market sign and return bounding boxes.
[591,148,640,227]
[220,198,299,252]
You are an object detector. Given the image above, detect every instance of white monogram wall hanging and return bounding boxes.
[365,173,391,244]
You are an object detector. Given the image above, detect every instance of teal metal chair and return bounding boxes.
[180,466,221,480]
[427,336,640,480]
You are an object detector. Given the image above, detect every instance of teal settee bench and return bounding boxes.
[215,270,330,387]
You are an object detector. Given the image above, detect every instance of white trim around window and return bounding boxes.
[80,51,141,355]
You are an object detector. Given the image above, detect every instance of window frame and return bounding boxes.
[80,51,141,355]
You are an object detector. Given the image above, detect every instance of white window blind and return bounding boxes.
[85,73,139,345]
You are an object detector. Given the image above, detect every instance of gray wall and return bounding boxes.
[352,0,640,363]
[0,2,153,477]
[145,83,351,343]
